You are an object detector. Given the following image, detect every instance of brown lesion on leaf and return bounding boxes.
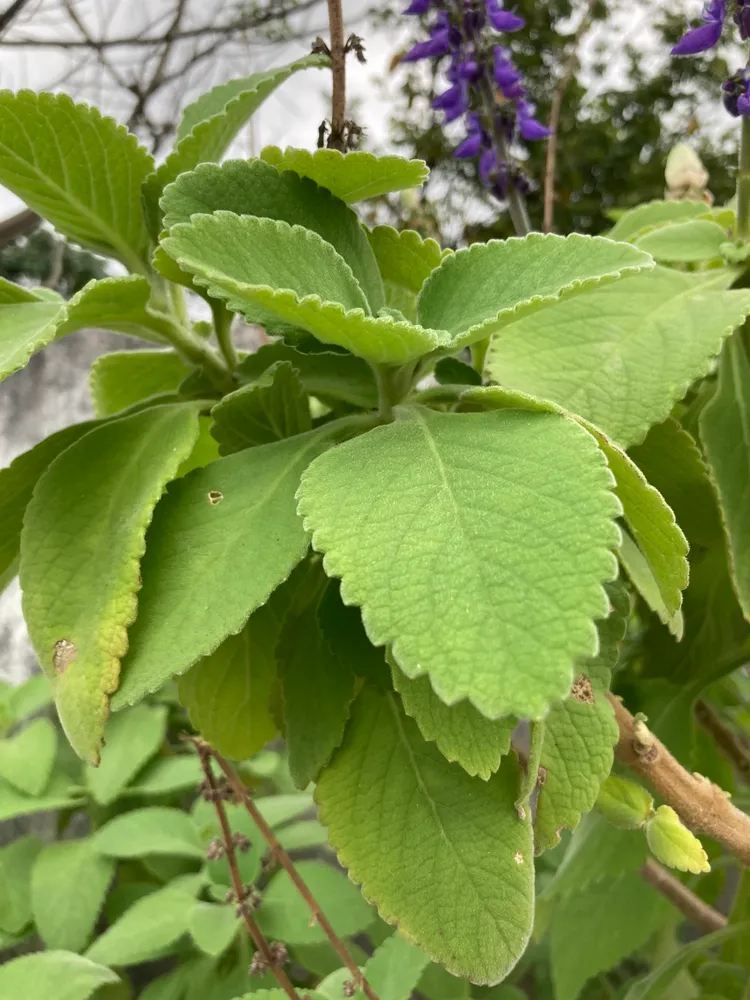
[571,674,595,703]
[53,638,77,674]
[207,490,224,505]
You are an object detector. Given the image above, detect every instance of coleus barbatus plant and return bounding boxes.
[2,11,750,988]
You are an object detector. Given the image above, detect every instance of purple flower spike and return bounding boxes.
[402,27,452,62]
[454,132,484,158]
[486,0,525,33]
[735,0,750,38]
[479,147,498,184]
[402,0,432,13]
[432,81,470,122]
[672,0,725,55]
[519,115,551,140]
[493,47,522,89]
[739,92,750,116]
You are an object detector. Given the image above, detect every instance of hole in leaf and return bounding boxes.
[207,490,224,505]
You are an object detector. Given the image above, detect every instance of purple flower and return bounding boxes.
[493,46,522,90]
[402,27,452,61]
[672,0,725,55]
[486,0,525,32]
[735,0,750,38]
[432,81,470,122]
[518,99,551,139]
[454,131,484,157]
[402,0,432,13]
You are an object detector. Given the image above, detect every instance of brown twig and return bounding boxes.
[0,208,40,248]
[195,746,301,1000]
[213,752,381,1000]
[326,0,347,151]
[0,0,30,34]
[542,0,598,233]
[608,694,750,866]
[640,859,727,933]
[695,698,750,786]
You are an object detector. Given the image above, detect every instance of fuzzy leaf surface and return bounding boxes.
[635,219,727,262]
[0,835,41,933]
[0,717,57,795]
[700,331,750,619]
[211,361,311,454]
[85,703,167,805]
[417,233,652,350]
[187,901,239,957]
[0,952,119,1000]
[162,213,444,364]
[485,269,750,447]
[260,146,429,202]
[20,404,200,763]
[90,350,190,417]
[114,426,342,709]
[0,772,84,823]
[608,200,707,242]
[93,807,204,859]
[316,687,534,984]
[299,407,619,720]
[366,226,445,322]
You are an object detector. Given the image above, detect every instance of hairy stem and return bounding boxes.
[737,115,750,240]
[212,302,238,372]
[214,752,381,1000]
[326,0,346,151]
[640,859,726,933]
[695,698,750,786]
[476,75,531,237]
[160,313,232,389]
[608,693,750,866]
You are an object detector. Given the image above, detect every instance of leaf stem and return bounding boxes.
[640,858,726,934]
[476,74,531,237]
[213,751,381,1000]
[515,719,544,820]
[738,116,750,241]
[160,313,232,389]
[326,0,346,151]
[212,301,238,372]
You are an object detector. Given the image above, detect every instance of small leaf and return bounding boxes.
[635,219,727,262]
[618,531,684,638]
[31,839,115,951]
[391,659,514,780]
[596,775,654,830]
[417,233,652,350]
[316,687,534,984]
[90,350,190,417]
[123,754,203,797]
[363,933,431,1000]
[0,91,153,270]
[114,426,342,709]
[0,282,64,381]
[366,226,446,322]
[85,703,167,805]
[188,901,239,957]
[0,717,57,795]
[0,835,42,934]
[20,404,201,763]
[256,860,375,945]
[93,806,205,859]
[7,673,53,721]
[485,268,750,447]
[260,146,429,202]
[162,213,444,365]
[0,952,119,1000]
[211,361,311,454]
[608,200,708,242]
[645,804,711,874]
[298,407,620,720]
[0,771,84,823]
[700,331,750,620]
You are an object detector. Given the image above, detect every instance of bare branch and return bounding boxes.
[640,859,727,934]
[695,698,750,786]
[0,0,33,34]
[326,0,346,151]
[0,208,40,247]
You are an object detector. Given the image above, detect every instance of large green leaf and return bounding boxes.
[260,146,429,202]
[143,55,328,231]
[0,835,41,933]
[211,361,311,454]
[417,233,652,350]
[93,807,204,859]
[0,91,152,271]
[0,952,119,1000]
[113,424,346,709]
[31,839,115,952]
[298,407,620,720]
[90,350,190,417]
[635,219,727,262]
[700,330,750,620]
[85,703,167,805]
[161,158,384,311]
[366,226,446,322]
[20,403,201,763]
[188,901,239,957]
[316,687,533,984]
[0,717,57,795]
[608,200,707,242]
[162,213,444,365]
[391,660,514,780]
[0,279,64,381]
[123,754,203,798]
[485,268,750,447]
[0,771,84,823]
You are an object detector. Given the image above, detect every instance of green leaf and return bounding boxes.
[7,673,53,721]
[0,771,84,822]
[485,268,750,447]
[0,717,57,795]
[298,407,620,720]
[123,753,203,797]
[0,835,41,934]
[363,933,431,1000]
[211,361,311,454]
[700,331,750,620]
[318,580,390,687]
[20,403,201,763]
[188,901,239,957]
[90,350,190,417]
[608,200,708,242]
[85,879,200,966]
[391,660,513,780]
[366,226,446,323]
[277,585,357,788]
[645,804,710,874]
[596,775,654,830]
[0,92,152,270]
[161,213,444,365]
[635,219,727,262]
[0,952,119,1000]
[257,859,375,945]
[85,703,167,805]
[277,819,330,851]
[549,873,676,1000]
[31,839,115,951]
[237,342,377,410]
[260,147,429,202]
[93,806,205,859]
[618,531,684,638]
[178,603,279,761]
[114,424,343,709]
[0,281,64,381]
[316,687,534,985]
[417,233,652,350]
[161,158,384,312]
[143,55,329,231]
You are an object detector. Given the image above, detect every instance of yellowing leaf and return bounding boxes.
[645,805,711,874]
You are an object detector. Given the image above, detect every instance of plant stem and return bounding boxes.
[515,720,544,820]
[738,115,750,240]
[214,752,381,1000]
[160,314,232,388]
[212,302,238,372]
[195,748,300,1000]
[640,859,726,933]
[695,698,750,785]
[476,75,531,237]
[326,0,346,151]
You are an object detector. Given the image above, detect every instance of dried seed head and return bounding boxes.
[249,953,269,977]
[269,941,289,966]
[206,838,225,861]
[233,832,251,853]
[343,980,357,997]
[235,885,261,916]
